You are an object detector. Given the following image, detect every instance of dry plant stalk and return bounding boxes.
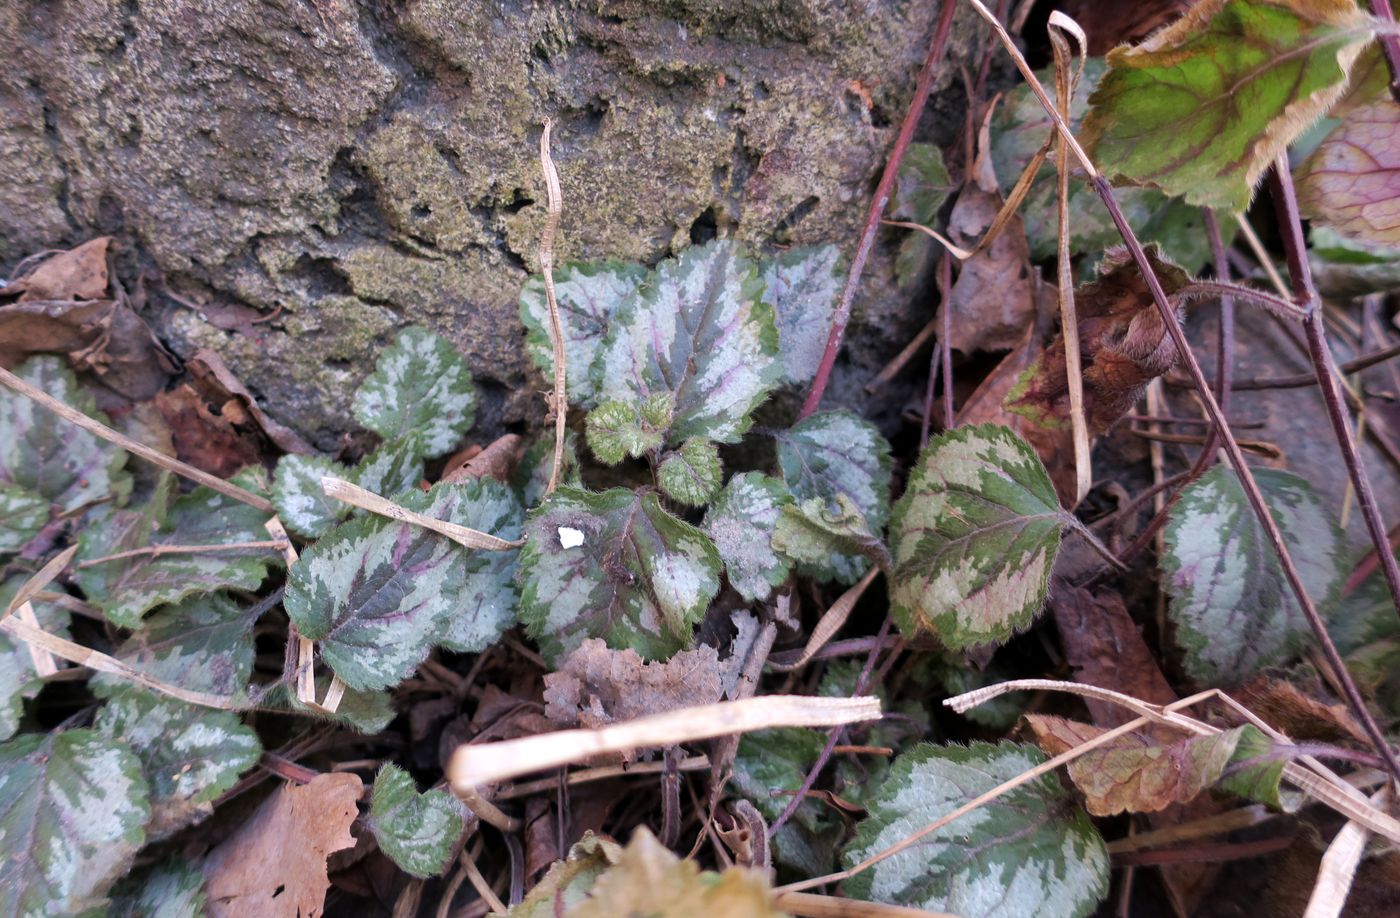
[448,695,881,792]
[1304,786,1390,918]
[537,117,568,497]
[265,516,345,714]
[320,476,523,550]
[771,567,879,672]
[0,364,274,512]
[771,891,958,918]
[2,544,77,621]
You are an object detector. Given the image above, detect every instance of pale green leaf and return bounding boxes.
[285,478,521,690]
[369,764,467,878]
[1162,466,1345,683]
[658,439,722,507]
[353,326,478,457]
[351,437,423,499]
[772,495,887,585]
[702,472,793,602]
[273,453,349,539]
[0,730,150,916]
[843,742,1109,918]
[0,355,131,513]
[892,143,955,223]
[1217,724,1288,807]
[889,424,1066,650]
[775,410,892,532]
[1080,0,1372,211]
[0,579,70,741]
[585,399,665,465]
[596,239,779,445]
[762,245,844,387]
[109,861,207,918]
[520,260,648,409]
[517,487,721,663]
[95,687,260,839]
[0,484,47,555]
[75,468,279,629]
[94,593,257,700]
[1308,225,1400,298]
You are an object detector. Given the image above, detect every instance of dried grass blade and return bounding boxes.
[2,544,77,621]
[538,118,568,497]
[320,476,523,550]
[770,567,879,672]
[1304,787,1389,918]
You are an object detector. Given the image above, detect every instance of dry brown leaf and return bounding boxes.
[154,383,265,478]
[5,237,111,301]
[1238,676,1370,746]
[440,433,524,484]
[1059,0,1192,55]
[188,348,315,455]
[203,772,363,918]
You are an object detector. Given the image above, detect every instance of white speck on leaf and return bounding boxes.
[558,527,585,549]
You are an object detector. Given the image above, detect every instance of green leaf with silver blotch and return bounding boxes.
[95,687,260,839]
[762,245,844,387]
[76,467,279,629]
[889,424,1067,650]
[595,240,780,446]
[0,484,47,555]
[353,326,478,458]
[285,478,522,690]
[94,593,256,701]
[843,742,1109,918]
[773,495,888,586]
[271,674,396,734]
[1162,466,1345,684]
[658,439,722,507]
[273,453,348,539]
[521,260,649,409]
[516,430,581,508]
[585,396,670,465]
[732,728,843,876]
[0,355,132,513]
[369,764,467,878]
[0,729,151,916]
[702,472,793,602]
[775,410,892,534]
[0,579,70,741]
[109,861,208,918]
[517,487,722,663]
[352,437,423,498]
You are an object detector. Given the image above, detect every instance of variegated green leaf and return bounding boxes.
[273,675,396,734]
[0,729,150,916]
[585,398,666,465]
[775,410,892,532]
[657,439,722,507]
[733,728,842,876]
[273,453,349,539]
[75,468,279,629]
[1162,466,1344,683]
[890,424,1066,650]
[0,355,131,513]
[0,579,70,741]
[369,764,467,878]
[596,240,779,445]
[1217,724,1288,808]
[0,484,47,555]
[520,260,648,409]
[95,687,260,839]
[109,861,208,918]
[773,495,887,585]
[515,430,581,508]
[94,593,256,700]
[702,472,793,602]
[352,437,424,498]
[517,487,721,663]
[353,326,478,457]
[285,478,522,690]
[763,245,844,387]
[843,742,1109,918]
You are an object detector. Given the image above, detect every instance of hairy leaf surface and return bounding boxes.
[1163,466,1344,682]
[517,487,721,663]
[773,495,887,585]
[890,425,1066,649]
[353,326,478,457]
[843,742,1109,918]
[657,438,722,507]
[775,410,892,532]
[109,862,208,918]
[763,245,844,386]
[0,484,47,555]
[369,764,466,878]
[702,472,793,601]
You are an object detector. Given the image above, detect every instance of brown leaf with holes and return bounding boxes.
[155,384,264,478]
[543,638,723,764]
[1024,714,1243,816]
[188,348,315,455]
[203,772,363,918]
[5,237,111,301]
[1006,246,1190,437]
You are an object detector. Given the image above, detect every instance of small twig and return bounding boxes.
[2,544,77,621]
[772,891,957,918]
[321,477,523,550]
[74,540,287,569]
[456,784,523,834]
[0,364,273,512]
[866,315,937,393]
[537,118,568,498]
[458,839,508,916]
[1168,342,1400,391]
[938,253,955,430]
[1106,806,1271,854]
[495,755,711,800]
[1367,0,1400,102]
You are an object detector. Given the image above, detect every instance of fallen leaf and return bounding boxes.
[441,433,524,484]
[5,237,111,301]
[1059,0,1192,55]
[188,349,315,455]
[155,384,264,479]
[203,772,363,918]
[1237,676,1369,745]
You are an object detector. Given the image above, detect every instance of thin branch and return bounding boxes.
[1166,341,1400,390]
[1206,211,1235,417]
[800,0,957,417]
[537,118,568,497]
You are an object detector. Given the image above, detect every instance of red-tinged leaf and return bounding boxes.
[1297,95,1400,246]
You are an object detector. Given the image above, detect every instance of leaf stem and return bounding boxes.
[799,0,957,418]
[1175,280,1308,323]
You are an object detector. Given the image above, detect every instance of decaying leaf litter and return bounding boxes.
[6,0,1400,915]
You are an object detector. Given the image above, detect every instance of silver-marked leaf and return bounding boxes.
[843,742,1109,918]
[273,453,350,539]
[518,487,721,663]
[352,437,424,498]
[0,484,47,555]
[0,355,132,513]
[733,728,842,876]
[0,729,150,916]
[109,861,208,918]
[775,410,892,533]
[369,764,467,878]
[0,579,70,741]
[285,478,522,690]
[94,593,256,700]
[274,675,396,734]
[658,439,722,507]
[773,495,887,586]
[515,430,581,508]
[596,240,779,445]
[520,260,649,409]
[95,687,260,839]
[1162,466,1345,683]
[353,326,478,457]
[763,245,844,387]
[702,472,793,602]
[890,424,1066,650]
[75,468,278,629]
[585,398,667,465]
